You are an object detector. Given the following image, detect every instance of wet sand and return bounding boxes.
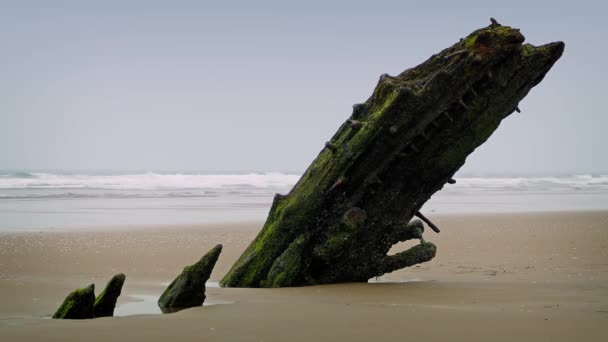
[1,211,607,341]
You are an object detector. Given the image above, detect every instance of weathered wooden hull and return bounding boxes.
[221,20,564,288]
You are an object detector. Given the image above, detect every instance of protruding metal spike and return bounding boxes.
[274,193,287,201]
[348,119,362,130]
[514,106,521,113]
[443,49,468,60]
[328,177,345,192]
[490,18,501,26]
[447,179,456,184]
[443,111,453,122]
[325,142,337,152]
[415,211,441,233]
[352,103,367,119]
[459,98,469,110]
[352,103,364,110]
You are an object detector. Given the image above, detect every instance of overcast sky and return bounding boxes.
[1,0,605,175]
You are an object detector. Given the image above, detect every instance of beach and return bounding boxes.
[1,1,605,340]
[1,211,607,341]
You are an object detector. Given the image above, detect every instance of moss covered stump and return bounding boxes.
[221,19,564,288]
[158,244,222,313]
[52,284,95,319]
[93,273,126,317]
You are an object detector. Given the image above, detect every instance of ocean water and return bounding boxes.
[1,172,607,232]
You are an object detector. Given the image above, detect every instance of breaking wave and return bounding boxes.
[449,174,608,191]
[0,172,607,199]
[0,172,300,190]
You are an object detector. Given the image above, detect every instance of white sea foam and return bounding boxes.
[0,172,301,190]
[0,172,607,200]
[1,172,607,190]
[1,172,608,231]
[448,174,608,191]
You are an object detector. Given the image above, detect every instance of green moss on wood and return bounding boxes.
[93,273,126,318]
[262,234,310,287]
[158,244,222,313]
[52,284,95,319]
[220,20,564,288]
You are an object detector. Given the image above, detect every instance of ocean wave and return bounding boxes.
[0,191,213,200]
[450,174,608,191]
[0,171,37,178]
[0,189,285,200]
[0,172,607,196]
[0,172,300,190]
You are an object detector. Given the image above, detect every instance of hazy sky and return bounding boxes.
[1,0,605,175]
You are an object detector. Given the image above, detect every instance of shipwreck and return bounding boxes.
[218,19,564,287]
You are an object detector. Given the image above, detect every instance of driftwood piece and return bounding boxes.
[158,244,222,313]
[93,273,126,317]
[221,20,564,288]
[52,284,95,319]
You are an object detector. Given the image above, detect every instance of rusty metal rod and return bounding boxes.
[415,211,441,233]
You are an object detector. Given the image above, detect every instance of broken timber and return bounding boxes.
[221,20,564,288]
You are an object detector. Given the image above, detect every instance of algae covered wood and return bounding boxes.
[52,284,95,319]
[221,20,564,288]
[158,244,222,313]
[94,273,126,317]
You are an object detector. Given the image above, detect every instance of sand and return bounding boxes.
[1,211,607,341]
